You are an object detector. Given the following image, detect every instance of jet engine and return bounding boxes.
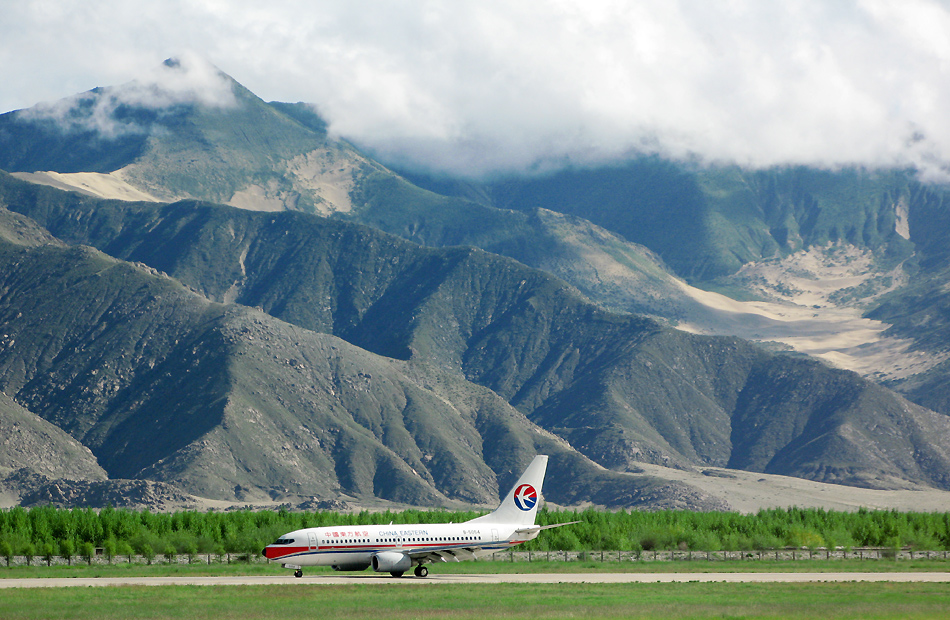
[371,551,412,573]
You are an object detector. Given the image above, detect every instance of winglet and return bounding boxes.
[466,455,548,526]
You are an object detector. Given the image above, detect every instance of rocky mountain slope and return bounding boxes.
[8,59,949,403]
[2,176,949,504]
[404,162,950,415]
[2,60,950,509]
[0,392,107,484]
[0,191,732,509]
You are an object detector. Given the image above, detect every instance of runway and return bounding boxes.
[2,572,949,588]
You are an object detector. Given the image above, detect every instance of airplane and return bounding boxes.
[262,454,576,577]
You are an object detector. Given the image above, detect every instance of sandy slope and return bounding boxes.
[634,463,950,513]
[11,170,163,202]
[675,243,946,380]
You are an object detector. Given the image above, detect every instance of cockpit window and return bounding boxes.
[272,538,295,545]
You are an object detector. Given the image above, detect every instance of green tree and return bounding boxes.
[103,537,117,564]
[117,541,134,564]
[888,535,902,560]
[0,540,13,566]
[22,542,35,566]
[60,539,74,566]
[185,542,198,564]
[42,541,56,567]
[141,544,155,565]
[81,541,96,565]
[213,543,226,564]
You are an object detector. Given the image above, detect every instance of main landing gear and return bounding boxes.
[294,569,303,578]
[390,566,429,578]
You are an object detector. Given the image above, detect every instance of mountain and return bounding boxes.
[0,60,697,319]
[3,61,950,508]
[863,183,950,414]
[403,161,950,413]
[2,174,950,500]
[0,391,107,484]
[0,202,730,510]
[0,58,389,214]
[404,162,917,283]
[8,58,941,391]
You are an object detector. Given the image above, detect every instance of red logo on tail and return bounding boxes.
[513,484,537,511]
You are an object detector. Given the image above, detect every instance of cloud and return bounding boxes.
[17,53,235,138]
[4,1,950,179]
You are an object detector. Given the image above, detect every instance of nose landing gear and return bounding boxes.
[414,565,428,578]
[294,569,303,578]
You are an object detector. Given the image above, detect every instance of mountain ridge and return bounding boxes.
[0,195,735,510]
[2,177,948,499]
[1,61,950,510]
[6,62,943,393]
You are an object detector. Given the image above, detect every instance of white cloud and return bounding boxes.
[17,53,236,137]
[3,0,950,179]
[20,54,236,138]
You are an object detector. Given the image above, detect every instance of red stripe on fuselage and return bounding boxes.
[264,546,309,560]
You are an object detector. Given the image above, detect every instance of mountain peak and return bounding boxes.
[14,54,239,134]
[134,53,239,109]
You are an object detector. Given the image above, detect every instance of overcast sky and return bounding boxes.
[3,0,950,179]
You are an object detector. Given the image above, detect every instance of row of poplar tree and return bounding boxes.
[2,505,949,564]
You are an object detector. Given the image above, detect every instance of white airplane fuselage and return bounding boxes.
[264,521,536,569]
[263,455,571,578]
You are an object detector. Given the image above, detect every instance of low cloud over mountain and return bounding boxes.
[18,55,236,139]
[4,2,950,179]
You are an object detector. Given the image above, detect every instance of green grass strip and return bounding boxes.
[2,582,950,619]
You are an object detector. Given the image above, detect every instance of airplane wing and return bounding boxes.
[408,547,480,564]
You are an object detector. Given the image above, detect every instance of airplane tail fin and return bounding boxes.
[466,455,548,526]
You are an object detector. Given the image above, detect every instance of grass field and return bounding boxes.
[1,581,949,619]
[2,560,948,619]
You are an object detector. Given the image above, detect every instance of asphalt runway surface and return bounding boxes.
[2,572,950,588]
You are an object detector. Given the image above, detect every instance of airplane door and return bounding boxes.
[308,532,317,550]
[491,529,499,542]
